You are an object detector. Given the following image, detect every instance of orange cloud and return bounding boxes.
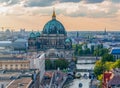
[0,14,119,31]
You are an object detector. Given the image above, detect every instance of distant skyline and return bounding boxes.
[0,0,120,31]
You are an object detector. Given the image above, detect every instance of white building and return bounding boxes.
[29,53,45,82]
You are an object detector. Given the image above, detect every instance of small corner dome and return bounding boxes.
[36,32,41,37]
[65,38,71,43]
[29,32,36,38]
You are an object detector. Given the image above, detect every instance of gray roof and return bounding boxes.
[14,39,27,43]
[0,56,26,60]
[0,41,12,47]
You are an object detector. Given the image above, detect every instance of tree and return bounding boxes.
[84,44,88,49]
[45,59,69,70]
[54,59,69,70]
[78,49,83,55]
[74,44,79,55]
[94,60,104,77]
[94,49,99,56]
[100,48,109,56]
[98,44,103,49]
[85,48,90,54]
[101,54,115,63]
[91,45,94,54]
[104,62,114,71]
[111,59,120,69]
[78,44,82,49]
[93,48,109,56]
[72,44,76,49]
[45,59,52,70]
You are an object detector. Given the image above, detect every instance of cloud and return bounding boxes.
[60,0,81,3]
[0,0,20,6]
[84,0,104,3]
[58,1,120,18]
[25,0,81,7]
[0,0,119,18]
[0,0,9,3]
[111,0,120,3]
[0,0,107,7]
[25,0,105,7]
[25,0,54,7]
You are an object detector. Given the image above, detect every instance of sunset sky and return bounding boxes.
[0,0,120,31]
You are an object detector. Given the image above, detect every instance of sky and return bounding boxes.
[0,0,120,31]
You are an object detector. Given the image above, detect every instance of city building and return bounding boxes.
[110,48,120,60]
[40,70,67,88]
[0,53,45,87]
[0,70,40,88]
[28,52,45,82]
[0,39,27,54]
[7,77,33,88]
[0,71,20,88]
[12,38,28,51]
[28,9,72,51]
[0,55,30,70]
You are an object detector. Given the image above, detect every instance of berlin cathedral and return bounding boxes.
[28,10,72,51]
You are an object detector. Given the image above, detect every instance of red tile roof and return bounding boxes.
[44,71,53,77]
[103,72,112,82]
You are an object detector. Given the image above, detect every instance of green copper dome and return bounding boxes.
[29,32,36,38]
[42,10,66,35]
[42,19,66,34]
[36,32,41,37]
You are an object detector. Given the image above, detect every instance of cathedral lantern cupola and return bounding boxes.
[52,8,56,20]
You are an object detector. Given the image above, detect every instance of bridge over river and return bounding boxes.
[76,56,101,72]
[64,56,101,88]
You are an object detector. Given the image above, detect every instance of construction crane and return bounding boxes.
[0,27,14,32]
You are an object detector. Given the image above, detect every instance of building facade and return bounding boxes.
[0,56,30,70]
[6,69,40,88]
[28,52,45,82]
[28,10,72,51]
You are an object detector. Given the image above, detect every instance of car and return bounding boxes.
[75,73,81,78]
[83,74,88,79]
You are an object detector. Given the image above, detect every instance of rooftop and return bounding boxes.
[0,55,27,60]
[111,48,120,54]
[0,41,12,44]
[0,72,20,78]
[108,75,120,86]
[7,77,32,88]
[0,69,39,88]
[14,39,27,43]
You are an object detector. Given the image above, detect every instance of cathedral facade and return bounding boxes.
[28,10,72,51]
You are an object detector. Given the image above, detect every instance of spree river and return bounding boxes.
[67,58,95,88]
